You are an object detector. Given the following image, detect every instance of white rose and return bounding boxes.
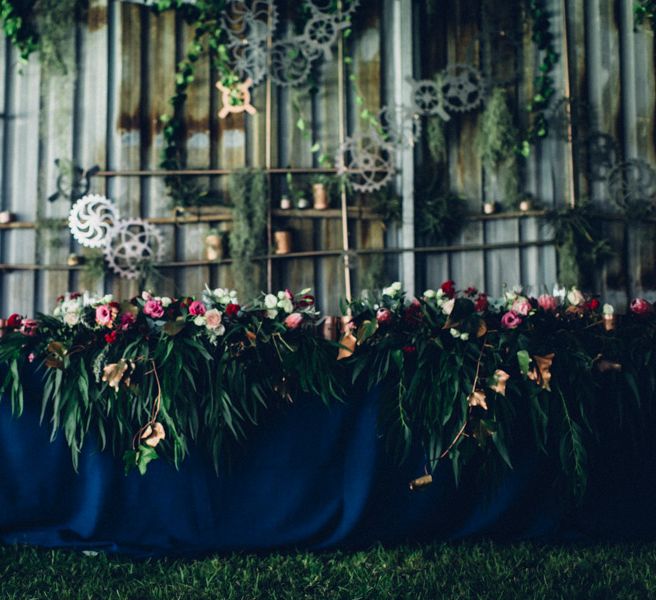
[553,284,566,302]
[63,311,80,326]
[392,281,402,291]
[442,298,455,316]
[460,332,470,341]
[193,315,206,326]
[450,328,460,338]
[567,287,584,306]
[279,298,294,314]
[160,297,172,308]
[603,303,614,316]
[266,309,278,319]
[423,289,436,299]
[264,294,278,309]
[141,291,152,301]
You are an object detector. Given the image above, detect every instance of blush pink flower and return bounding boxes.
[188,300,206,316]
[501,311,522,329]
[630,298,653,316]
[143,299,164,319]
[95,304,118,328]
[205,308,223,330]
[511,297,532,316]
[284,312,304,329]
[537,294,558,312]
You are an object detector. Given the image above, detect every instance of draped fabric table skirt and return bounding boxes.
[1,378,655,557]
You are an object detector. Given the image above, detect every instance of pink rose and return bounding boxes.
[189,300,206,316]
[630,298,653,316]
[511,297,532,316]
[205,308,223,330]
[537,294,558,312]
[376,307,392,325]
[501,311,522,329]
[143,299,164,319]
[284,312,304,329]
[20,319,38,336]
[95,304,117,328]
[119,312,136,331]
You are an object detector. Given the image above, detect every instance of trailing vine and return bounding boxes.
[635,0,656,30]
[519,0,559,156]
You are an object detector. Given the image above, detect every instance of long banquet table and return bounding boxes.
[1,373,655,557]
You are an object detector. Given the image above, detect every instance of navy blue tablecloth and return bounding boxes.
[1,375,655,556]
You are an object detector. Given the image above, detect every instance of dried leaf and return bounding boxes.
[597,359,622,373]
[337,332,357,360]
[163,319,185,336]
[142,421,166,448]
[468,389,488,411]
[102,359,128,391]
[246,330,257,344]
[489,369,510,396]
[476,318,488,338]
[528,353,555,390]
[409,474,433,491]
[45,341,66,369]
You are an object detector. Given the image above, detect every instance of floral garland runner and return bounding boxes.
[2,282,656,499]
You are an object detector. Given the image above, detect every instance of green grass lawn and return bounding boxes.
[1,541,655,599]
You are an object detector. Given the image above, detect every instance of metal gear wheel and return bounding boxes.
[233,40,268,85]
[407,78,450,121]
[305,0,360,18]
[269,38,313,87]
[221,0,278,48]
[302,13,344,60]
[606,159,656,213]
[103,219,165,280]
[335,133,395,193]
[68,194,120,249]
[372,105,422,148]
[439,64,485,114]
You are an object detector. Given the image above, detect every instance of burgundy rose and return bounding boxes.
[501,311,522,329]
[104,330,119,344]
[376,307,393,325]
[440,280,456,299]
[188,300,206,316]
[402,345,416,354]
[225,303,240,317]
[630,298,653,316]
[6,313,22,329]
[119,312,136,331]
[464,286,478,297]
[474,293,489,312]
[403,299,422,325]
[585,298,600,312]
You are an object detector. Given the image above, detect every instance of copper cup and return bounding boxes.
[274,230,292,255]
[312,183,329,210]
[603,314,616,332]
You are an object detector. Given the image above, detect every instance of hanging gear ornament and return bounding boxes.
[606,159,656,214]
[583,132,619,182]
[233,41,268,85]
[407,78,450,121]
[221,0,278,48]
[336,133,395,193]
[217,78,257,119]
[68,194,120,249]
[373,105,422,148]
[269,39,314,87]
[301,12,347,60]
[104,219,165,280]
[439,64,485,114]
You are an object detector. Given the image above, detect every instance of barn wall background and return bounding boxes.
[0,0,654,315]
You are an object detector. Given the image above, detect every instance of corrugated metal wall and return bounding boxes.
[0,0,654,316]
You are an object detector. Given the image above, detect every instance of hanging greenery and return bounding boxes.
[635,0,656,29]
[477,87,520,208]
[0,0,87,72]
[228,169,268,298]
[426,114,447,165]
[519,0,559,156]
[417,192,468,244]
[546,204,614,289]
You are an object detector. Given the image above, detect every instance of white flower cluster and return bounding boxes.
[422,288,454,315]
[192,308,225,342]
[203,286,239,307]
[264,291,295,319]
[449,328,469,341]
[382,282,403,298]
[141,290,172,307]
[53,292,113,327]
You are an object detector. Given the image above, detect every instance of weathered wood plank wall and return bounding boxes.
[0,0,655,315]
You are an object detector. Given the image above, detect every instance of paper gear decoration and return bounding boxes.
[68,194,120,249]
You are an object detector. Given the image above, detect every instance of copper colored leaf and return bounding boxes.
[142,421,166,448]
[476,318,488,338]
[468,389,488,410]
[528,353,555,390]
[489,369,510,396]
[337,332,357,360]
[102,359,128,391]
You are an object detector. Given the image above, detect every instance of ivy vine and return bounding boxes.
[519,0,559,156]
[635,0,656,30]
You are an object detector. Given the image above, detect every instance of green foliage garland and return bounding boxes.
[477,87,520,207]
[635,0,656,29]
[520,0,559,156]
[228,169,268,297]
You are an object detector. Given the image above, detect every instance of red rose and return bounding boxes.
[464,286,478,297]
[630,298,653,316]
[440,280,456,299]
[402,345,416,354]
[403,299,422,325]
[6,313,22,328]
[225,303,240,317]
[376,307,393,325]
[104,330,119,344]
[474,293,489,312]
[585,298,600,311]
[69,292,82,300]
